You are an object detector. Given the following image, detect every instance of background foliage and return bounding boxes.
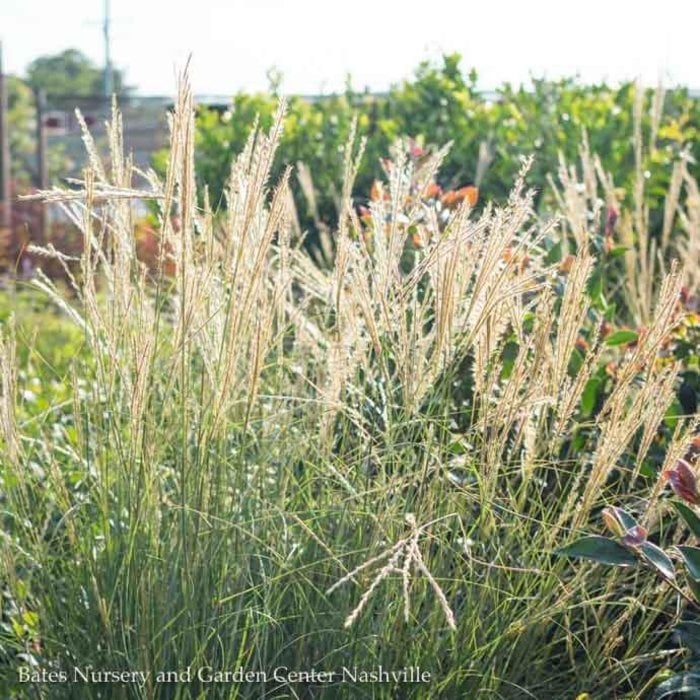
[171,53,699,234]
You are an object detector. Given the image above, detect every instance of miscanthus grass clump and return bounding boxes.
[0,75,697,699]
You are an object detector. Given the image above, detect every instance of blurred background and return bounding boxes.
[1,0,699,276]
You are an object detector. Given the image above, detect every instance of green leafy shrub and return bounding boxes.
[167,54,700,248]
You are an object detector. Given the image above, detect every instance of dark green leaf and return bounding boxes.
[556,536,638,566]
[610,506,639,531]
[655,672,700,699]
[672,501,700,540]
[677,546,700,581]
[639,541,675,579]
[688,577,700,604]
[675,621,700,657]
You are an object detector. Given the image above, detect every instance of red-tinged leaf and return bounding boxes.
[441,185,479,209]
[605,206,618,236]
[620,525,648,547]
[664,459,700,505]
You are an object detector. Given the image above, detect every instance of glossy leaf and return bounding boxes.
[655,672,700,699]
[672,501,700,540]
[688,577,700,604]
[675,621,700,656]
[676,546,700,581]
[639,541,675,579]
[556,536,638,566]
[610,506,639,531]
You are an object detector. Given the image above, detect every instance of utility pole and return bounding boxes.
[0,41,11,231]
[103,0,114,100]
[34,88,49,240]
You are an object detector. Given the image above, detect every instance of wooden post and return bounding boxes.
[35,89,48,190]
[0,41,11,231]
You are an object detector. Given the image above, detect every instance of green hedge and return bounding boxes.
[155,53,699,235]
